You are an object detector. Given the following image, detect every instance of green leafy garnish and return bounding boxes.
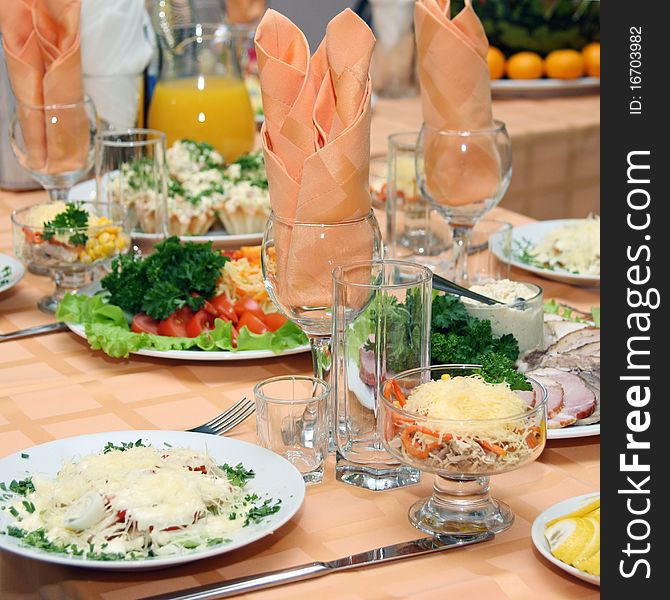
[219,463,255,487]
[430,294,529,390]
[42,203,89,247]
[0,265,11,287]
[544,299,600,327]
[103,439,146,454]
[6,478,35,496]
[101,236,228,320]
[244,498,281,525]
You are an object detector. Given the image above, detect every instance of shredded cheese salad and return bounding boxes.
[1,442,280,561]
[384,375,545,474]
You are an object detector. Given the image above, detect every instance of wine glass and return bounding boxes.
[380,364,547,536]
[11,200,131,313]
[415,121,512,285]
[9,98,97,202]
[261,211,384,446]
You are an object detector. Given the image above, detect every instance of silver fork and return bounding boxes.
[187,397,256,436]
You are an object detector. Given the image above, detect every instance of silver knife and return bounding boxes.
[0,322,68,343]
[141,533,494,600]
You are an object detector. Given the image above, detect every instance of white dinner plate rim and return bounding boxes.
[0,430,306,570]
[547,423,600,440]
[531,492,600,586]
[64,283,310,361]
[506,219,600,286]
[0,254,25,294]
[491,77,600,96]
[68,180,263,247]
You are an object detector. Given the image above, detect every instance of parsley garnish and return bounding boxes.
[0,265,11,287]
[219,463,255,487]
[42,203,89,247]
[244,498,281,525]
[103,439,146,454]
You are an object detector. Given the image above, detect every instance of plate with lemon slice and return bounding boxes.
[531,493,600,586]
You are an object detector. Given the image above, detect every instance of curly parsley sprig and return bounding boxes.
[42,203,89,247]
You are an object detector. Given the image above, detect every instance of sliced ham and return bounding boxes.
[546,327,600,355]
[526,373,564,418]
[528,367,597,428]
[359,348,377,387]
[516,389,536,408]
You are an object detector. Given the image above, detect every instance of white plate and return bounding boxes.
[547,423,599,440]
[491,77,599,98]
[0,430,305,570]
[0,254,25,294]
[531,492,600,586]
[64,282,310,361]
[68,180,263,249]
[507,220,600,286]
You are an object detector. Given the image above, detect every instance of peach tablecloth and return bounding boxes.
[371,94,600,221]
[0,189,599,599]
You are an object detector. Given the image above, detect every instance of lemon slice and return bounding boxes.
[545,517,596,565]
[576,549,600,577]
[546,498,600,527]
[572,516,600,565]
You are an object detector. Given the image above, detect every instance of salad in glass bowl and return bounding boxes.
[381,364,547,536]
[11,200,130,313]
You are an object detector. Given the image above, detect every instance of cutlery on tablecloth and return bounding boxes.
[0,322,68,342]
[140,532,494,600]
[187,397,255,436]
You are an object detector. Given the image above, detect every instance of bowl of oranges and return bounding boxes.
[487,42,600,97]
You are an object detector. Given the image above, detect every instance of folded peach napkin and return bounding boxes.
[226,0,265,25]
[255,8,376,311]
[1,0,86,174]
[414,0,499,207]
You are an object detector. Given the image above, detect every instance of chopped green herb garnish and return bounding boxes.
[42,203,89,247]
[7,477,35,496]
[219,463,255,487]
[22,500,35,514]
[103,439,147,454]
[244,498,281,525]
[20,453,29,459]
[0,265,11,287]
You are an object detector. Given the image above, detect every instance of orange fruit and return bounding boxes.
[487,46,506,80]
[545,49,585,79]
[506,52,543,80]
[582,42,600,77]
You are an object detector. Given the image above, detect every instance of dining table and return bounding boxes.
[0,180,600,599]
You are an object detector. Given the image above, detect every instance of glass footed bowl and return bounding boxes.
[380,364,547,537]
[11,200,131,313]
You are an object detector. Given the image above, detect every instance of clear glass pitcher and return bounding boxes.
[147,23,256,162]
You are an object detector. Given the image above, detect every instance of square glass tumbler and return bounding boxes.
[332,260,433,490]
[254,375,329,485]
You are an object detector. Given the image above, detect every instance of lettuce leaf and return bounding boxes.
[56,293,308,359]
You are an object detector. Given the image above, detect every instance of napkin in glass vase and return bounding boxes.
[226,0,266,25]
[414,0,498,206]
[80,0,154,129]
[0,0,87,173]
[255,8,376,308]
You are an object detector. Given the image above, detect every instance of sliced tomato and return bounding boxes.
[186,309,216,338]
[131,313,161,335]
[157,306,194,337]
[234,296,264,319]
[210,293,238,323]
[238,311,269,335]
[231,325,239,348]
[263,312,287,332]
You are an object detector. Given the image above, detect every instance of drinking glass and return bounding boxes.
[386,131,448,266]
[8,98,97,201]
[416,121,512,284]
[261,211,384,446]
[332,260,432,490]
[254,375,329,485]
[381,364,547,536]
[95,129,169,251]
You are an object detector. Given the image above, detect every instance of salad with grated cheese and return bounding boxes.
[516,216,600,276]
[0,443,280,560]
[384,374,545,474]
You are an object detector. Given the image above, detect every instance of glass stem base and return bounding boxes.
[310,336,335,452]
[335,452,421,491]
[408,475,514,536]
[39,270,90,314]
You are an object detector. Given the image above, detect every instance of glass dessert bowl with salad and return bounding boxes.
[12,200,130,313]
[381,364,547,536]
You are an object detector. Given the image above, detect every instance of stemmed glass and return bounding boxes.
[415,120,512,285]
[261,211,384,445]
[9,98,97,202]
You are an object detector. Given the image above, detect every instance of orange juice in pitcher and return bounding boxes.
[148,24,256,162]
[148,75,255,162]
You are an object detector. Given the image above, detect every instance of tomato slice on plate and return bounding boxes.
[238,311,269,335]
[157,307,194,337]
[263,312,288,332]
[210,293,237,323]
[234,296,264,319]
[186,309,216,338]
[131,313,161,335]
